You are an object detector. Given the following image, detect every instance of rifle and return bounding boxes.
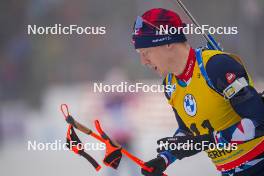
[173,0,223,51]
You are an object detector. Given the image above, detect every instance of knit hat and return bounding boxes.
[132,8,187,49]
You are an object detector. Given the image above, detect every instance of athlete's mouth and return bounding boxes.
[154,66,163,76]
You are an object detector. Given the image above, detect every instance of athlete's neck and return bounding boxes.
[175,47,196,83]
[170,44,190,76]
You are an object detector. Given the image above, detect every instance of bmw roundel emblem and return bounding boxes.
[183,94,197,117]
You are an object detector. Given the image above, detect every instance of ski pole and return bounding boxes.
[60,104,168,176]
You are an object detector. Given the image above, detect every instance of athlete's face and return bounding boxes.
[137,44,187,77]
[136,45,170,77]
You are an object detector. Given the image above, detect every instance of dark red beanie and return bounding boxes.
[132,8,187,49]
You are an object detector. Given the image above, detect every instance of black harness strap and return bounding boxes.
[66,125,101,171]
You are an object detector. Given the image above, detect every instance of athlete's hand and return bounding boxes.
[141,157,166,176]
[157,134,215,160]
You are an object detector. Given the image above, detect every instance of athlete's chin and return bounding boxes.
[151,67,166,77]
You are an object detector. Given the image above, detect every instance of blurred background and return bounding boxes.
[0,0,263,176]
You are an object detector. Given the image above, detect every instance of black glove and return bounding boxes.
[157,134,215,160]
[103,147,122,169]
[141,157,166,176]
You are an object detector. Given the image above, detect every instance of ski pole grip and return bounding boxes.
[73,120,93,135]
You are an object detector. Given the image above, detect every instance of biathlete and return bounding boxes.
[131,8,264,176]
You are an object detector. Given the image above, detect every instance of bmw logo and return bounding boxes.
[183,94,197,117]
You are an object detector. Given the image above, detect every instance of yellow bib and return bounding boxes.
[165,49,264,171]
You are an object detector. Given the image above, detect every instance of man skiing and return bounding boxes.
[132,8,264,176]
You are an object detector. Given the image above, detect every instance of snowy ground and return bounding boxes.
[1,81,263,176]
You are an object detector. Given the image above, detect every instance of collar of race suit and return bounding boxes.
[176,48,196,83]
